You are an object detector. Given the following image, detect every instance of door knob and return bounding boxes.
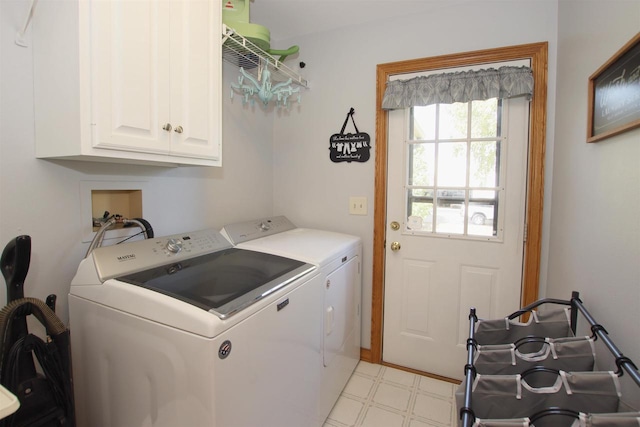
[390,241,401,252]
[174,126,183,134]
[162,123,172,132]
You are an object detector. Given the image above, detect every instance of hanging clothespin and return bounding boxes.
[258,60,265,82]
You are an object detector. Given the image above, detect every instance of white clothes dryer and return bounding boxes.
[221,216,362,422]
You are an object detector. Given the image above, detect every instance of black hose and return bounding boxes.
[0,298,66,371]
[133,218,154,239]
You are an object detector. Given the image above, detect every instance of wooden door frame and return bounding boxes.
[364,42,548,365]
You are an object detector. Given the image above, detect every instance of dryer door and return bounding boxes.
[324,256,360,367]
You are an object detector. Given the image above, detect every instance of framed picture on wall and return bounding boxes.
[587,32,640,143]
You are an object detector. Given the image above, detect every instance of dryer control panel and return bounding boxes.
[221,216,296,245]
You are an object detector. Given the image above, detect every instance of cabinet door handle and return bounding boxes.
[162,123,172,132]
[174,126,183,134]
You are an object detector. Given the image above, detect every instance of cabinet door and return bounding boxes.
[169,0,222,161]
[91,1,171,154]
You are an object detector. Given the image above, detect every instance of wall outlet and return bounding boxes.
[349,196,367,215]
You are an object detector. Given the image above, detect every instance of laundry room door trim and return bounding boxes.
[365,42,548,366]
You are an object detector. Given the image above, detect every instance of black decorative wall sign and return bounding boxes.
[329,108,371,163]
[587,32,640,143]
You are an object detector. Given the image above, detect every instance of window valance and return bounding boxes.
[381,66,534,110]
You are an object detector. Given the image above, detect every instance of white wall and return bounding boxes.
[549,0,639,401]
[271,1,559,349]
[0,1,275,323]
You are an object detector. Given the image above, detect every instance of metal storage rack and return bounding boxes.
[459,291,640,427]
[221,24,309,89]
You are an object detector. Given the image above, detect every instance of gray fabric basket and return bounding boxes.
[473,419,533,426]
[455,371,623,427]
[474,307,573,346]
[470,412,640,427]
[583,412,640,426]
[474,336,596,377]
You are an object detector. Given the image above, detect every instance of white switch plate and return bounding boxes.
[349,196,367,215]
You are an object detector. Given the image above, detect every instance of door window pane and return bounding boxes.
[470,99,499,138]
[436,198,464,234]
[411,105,436,140]
[437,142,466,187]
[469,140,498,187]
[406,189,433,232]
[408,143,435,186]
[466,191,499,237]
[439,103,467,139]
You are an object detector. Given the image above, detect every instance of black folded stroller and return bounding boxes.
[0,236,75,427]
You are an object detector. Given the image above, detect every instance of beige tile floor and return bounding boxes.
[324,361,459,427]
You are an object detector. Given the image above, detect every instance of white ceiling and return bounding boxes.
[250,0,472,41]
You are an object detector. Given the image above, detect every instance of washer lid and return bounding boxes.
[117,248,315,319]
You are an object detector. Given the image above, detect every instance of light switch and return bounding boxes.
[349,196,367,215]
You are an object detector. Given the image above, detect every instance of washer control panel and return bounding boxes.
[92,229,233,281]
[221,216,296,245]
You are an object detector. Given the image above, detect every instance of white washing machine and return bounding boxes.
[221,216,362,422]
[69,228,325,427]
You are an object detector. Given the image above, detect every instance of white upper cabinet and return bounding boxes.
[33,0,221,167]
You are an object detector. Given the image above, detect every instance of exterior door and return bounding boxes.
[382,92,530,380]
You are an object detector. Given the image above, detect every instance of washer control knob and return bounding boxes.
[259,221,271,232]
[166,238,183,253]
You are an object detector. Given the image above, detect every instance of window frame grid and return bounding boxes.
[404,100,506,240]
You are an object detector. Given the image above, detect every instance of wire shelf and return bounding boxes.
[222,24,308,88]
